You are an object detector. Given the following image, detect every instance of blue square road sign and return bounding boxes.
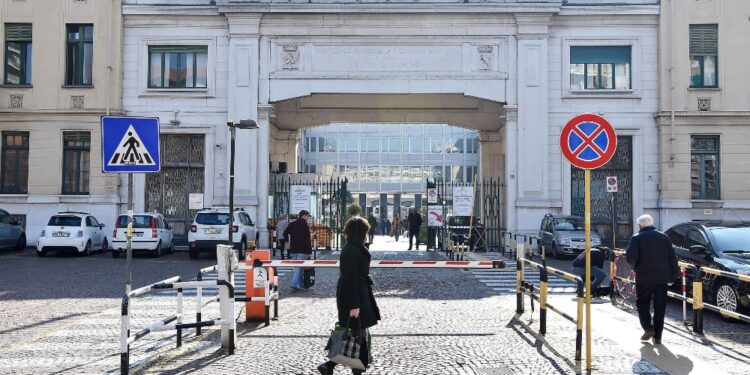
[101,116,160,173]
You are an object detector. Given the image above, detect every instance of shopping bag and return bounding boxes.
[326,320,366,370]
[303,268,316,289]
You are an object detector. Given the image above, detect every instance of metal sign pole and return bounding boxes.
[584,169,592,371]
[126,172,133,294]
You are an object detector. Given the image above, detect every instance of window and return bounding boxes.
[4,24,32,85]
[667,226,687,249]
[570,46,631,90]
[148,46,207,89]
[465,166,478,183]
[62,132,90,194]
[691,136,720,200]
[466,138,478,154]
[1,132,29,194]
[65,24,93,86]
[689,25,718,88]
[685,229,709,252]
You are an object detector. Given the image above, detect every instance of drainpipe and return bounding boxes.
[106,0,114,116]
[668,0,675,167]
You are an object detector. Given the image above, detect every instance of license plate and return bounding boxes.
[53,232,69,237]
[132,232,143,238]
[205,228,221,234]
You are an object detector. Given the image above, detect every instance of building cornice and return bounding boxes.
[216,3,562,15]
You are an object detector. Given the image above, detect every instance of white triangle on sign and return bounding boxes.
[108,125,156,166]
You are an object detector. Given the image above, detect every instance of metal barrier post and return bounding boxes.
[217,244,237,354]
[693,270,704,334]
[516,259,523,314]
[120,296,130,375]
[681,268,687,323]
[575,279,584,361]
[610,251,616,303]
[540,267,548,335]
[176,287,183,347]
[196,271,203,336]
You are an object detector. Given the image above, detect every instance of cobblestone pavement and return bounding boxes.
[1,243,749,374]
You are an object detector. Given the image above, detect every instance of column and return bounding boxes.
[514,14,552,231]
[503,107,519,233]
[257,105,273,247]
[359,193,367,215]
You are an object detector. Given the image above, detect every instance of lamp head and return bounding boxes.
[236,119,259,129]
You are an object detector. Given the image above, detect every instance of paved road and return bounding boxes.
[0,241,748,374]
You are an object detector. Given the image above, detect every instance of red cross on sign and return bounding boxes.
[560,114,618,170]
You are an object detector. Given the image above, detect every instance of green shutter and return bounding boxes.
[5,23,32,41]
[689,24,718,55]
[570,46,631,64]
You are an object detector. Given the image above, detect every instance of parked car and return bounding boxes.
[111,213,174,258]
[187,207,256,259]
[538,214,602,258]
[0,209,25,250]
[665,221,750,315]
[37,212,108,257]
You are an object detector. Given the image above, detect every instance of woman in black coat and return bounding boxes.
[318,216,381,375]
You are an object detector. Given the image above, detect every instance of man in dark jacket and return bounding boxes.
[366,213,377,243]
[571,247,607,296]
[407,209,422,250]
[283,210,312,291]
[626,214,679,345]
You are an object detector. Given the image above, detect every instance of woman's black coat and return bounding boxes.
[336,242,381,329]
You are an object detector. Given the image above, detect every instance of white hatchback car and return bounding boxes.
[111,213,174,258]
[37,212,108,257]
[188,208,256,259]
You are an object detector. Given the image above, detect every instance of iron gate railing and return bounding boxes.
[269,175,349,250]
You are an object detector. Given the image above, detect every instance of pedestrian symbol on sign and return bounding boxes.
[108,125,155,166]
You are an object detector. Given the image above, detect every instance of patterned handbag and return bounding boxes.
[326,319,366,370]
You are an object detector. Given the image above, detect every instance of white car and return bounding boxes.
[37,212,108,257]
[188,208,256,259]
[111,213,174,258]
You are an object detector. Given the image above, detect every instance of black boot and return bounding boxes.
[352,369,364,375]
[317,361,336,375]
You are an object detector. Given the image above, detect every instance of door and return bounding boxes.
[87,216,103,247]
[146,134,205,244]
[0,210,11,247]
[572,136,632,248]
[540,217,554,250]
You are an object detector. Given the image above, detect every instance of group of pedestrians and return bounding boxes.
[363,208,423,250]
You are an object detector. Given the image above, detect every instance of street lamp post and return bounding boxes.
[227,119,259,248]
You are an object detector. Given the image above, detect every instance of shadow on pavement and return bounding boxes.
[639,343,694,375]
[507,315,580,375]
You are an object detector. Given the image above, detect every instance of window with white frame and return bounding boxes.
[570,46,631,90]
[148,46,208,89]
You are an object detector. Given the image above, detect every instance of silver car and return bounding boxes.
[0,209,25,250]
[539,214,601,258]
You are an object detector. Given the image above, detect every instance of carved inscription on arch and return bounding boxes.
[311,45,463,73]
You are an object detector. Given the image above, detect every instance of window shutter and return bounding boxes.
[689,24,717,55]
[5,23,32,41]
[571,46,631,64]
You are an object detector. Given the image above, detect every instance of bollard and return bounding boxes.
[693,276,703,334]
[120,296,130,375]
[575,282,584,361]
[217,244,237,354]
[176,287,183,347]
[196,272,203,336]
[540,268,548,335]
[516,259,523,314]
[681,268,687,323]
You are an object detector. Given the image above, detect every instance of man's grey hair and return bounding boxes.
[637,214,654,227]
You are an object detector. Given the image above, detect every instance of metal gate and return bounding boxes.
[269,176,348,250]
[431,177,505,250]
[572,135,632,247]
[145,134,205,242]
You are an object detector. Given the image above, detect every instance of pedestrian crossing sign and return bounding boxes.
[101,116,160,173]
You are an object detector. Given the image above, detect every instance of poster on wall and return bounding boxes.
[290,185,312,214]
[427,188,438,204]
[427,206,445,227]
[189,193,204,210]
[453,187,474,217]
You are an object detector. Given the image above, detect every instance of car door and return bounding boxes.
[0,210,11,247]
[684,228,715,294]
[87,216,102,247]
[160,216,173,247]
[541,218,554,252]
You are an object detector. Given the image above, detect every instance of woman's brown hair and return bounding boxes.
[343,216,370,245]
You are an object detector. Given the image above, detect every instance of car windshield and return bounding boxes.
[708,227,750,254]
[196,212,230,225]
[116,215,153,228]
[48,216,81,227]
[553,218,584,231]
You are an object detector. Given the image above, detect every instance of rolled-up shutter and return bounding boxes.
[5,24,32,41]
[689,24,718,55]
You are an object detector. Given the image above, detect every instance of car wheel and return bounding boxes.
[153,242,162,258]
[15,234,26,251]
[101,239,108,253]
[82,241,91,257]
[239,238,247,260]
[551,243,560,259]
[715,280,740,319]
[189,248,199,259]
[37,248,47,258]
[112,250,120,258]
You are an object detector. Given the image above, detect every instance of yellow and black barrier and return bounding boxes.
[611,249,750,334]
[517,258,585,361]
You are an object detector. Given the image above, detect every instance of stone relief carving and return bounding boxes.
[9,94,23,109]
[282,45,300,70]
[478,45,494,71]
